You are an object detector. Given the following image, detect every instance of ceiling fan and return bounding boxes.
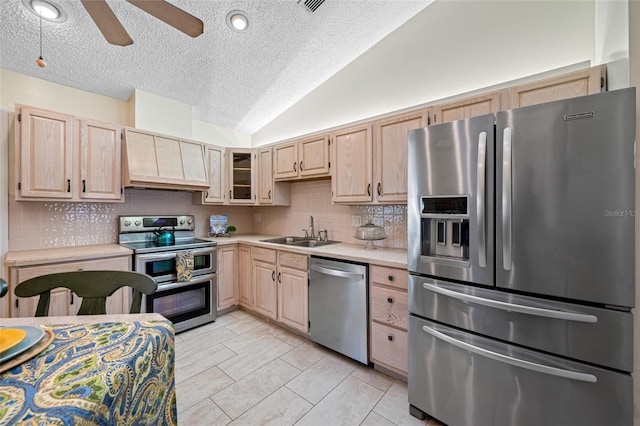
[80,0,204,46]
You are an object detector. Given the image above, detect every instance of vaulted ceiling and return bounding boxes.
[0,0,432,134]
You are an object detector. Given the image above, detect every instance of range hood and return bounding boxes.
[123,127,209,191]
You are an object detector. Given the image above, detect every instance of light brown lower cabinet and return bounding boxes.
[238,245,253,308]
[9,256,131,317]
[217,244,239,311]
[369,265,409,376]
[251,247,277,319]
[241,247,309,333]
[277,252,308,333]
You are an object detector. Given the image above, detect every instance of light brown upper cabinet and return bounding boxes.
[193,145,227,205]
[15,105,123,202]
[79,119,123,201]
[123,128,208,191]
[432,91,503,125]
[257,147,290,206]
[509,65,606,108]
[331,123,373,203]
[374,111,428,203]
[274,134,330,181]
[227,148,255,204]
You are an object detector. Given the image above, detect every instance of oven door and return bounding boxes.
[135,247,216,282]
[142,273,217,333]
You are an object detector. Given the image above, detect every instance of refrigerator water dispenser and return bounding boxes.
[420,196,469,260]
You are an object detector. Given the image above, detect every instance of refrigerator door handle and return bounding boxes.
[423,282,598,323]
[502,127,513,270]
[421,324,598,383]
[476,131,487,268]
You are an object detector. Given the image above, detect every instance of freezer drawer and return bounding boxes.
[409,275,633,372]
[408,316,632,426]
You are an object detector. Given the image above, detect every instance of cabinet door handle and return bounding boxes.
[229,190,232,199]
[82,179,86,193]
[387,335,394,341]
[377,183,381,196]
[300,161,303,171]
[205,191,208,198]
[388,275,395,282]
[367,183,371,196]
[293,162,297,172]
[387,297,394,304]
[268,190,272,200]
[70,293,74,304]
[272,271,275,281]
[67,179,71,193]
[277,272,281,283]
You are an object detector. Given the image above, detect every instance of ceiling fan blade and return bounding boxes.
[80,0,133,46]
[126,0,204,38]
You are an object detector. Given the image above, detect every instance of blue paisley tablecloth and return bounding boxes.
[0,320,177,425]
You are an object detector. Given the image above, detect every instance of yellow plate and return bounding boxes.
[0,328,28,353]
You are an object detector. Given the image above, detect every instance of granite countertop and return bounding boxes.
[205,234,408,269]
[4,244,133,268]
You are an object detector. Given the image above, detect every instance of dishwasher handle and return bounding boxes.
[311,264,364,279]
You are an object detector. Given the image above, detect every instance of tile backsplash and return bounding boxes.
[7,189,254,251]
[7,181,407,251]
[254,180,407,249]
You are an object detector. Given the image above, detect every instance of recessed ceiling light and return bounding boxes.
[226,10,248,32]
[22,0,68,23]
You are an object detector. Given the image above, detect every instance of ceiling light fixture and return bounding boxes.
[22,0,67,23]
[226,10,249,32]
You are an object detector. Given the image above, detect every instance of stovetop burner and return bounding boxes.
[120,238,215,254]
[118,215,216,254]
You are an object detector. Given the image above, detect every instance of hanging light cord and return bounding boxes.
[39,5,43,58]
[36,0,46,67]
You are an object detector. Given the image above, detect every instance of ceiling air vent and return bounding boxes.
[298,0,325,13]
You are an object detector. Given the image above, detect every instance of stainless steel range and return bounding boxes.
[119,215,217,333]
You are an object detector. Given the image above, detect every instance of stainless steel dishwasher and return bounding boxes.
[309,256,368,364]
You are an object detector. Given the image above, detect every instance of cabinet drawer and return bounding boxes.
[252,247,276,263]
[278,251,308,270]
[370,285,407,330]
[15,256,130,283]
[370,265,407,290]
[371,322,408,373]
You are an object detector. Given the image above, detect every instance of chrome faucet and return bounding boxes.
[309,215,315,239]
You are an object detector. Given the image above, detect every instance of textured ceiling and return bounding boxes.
[0,0,431,134]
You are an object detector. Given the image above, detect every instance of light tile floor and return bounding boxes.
[175,309,443,426]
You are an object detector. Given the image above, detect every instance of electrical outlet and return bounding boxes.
[254,213,261,223]
[351,215,361,226]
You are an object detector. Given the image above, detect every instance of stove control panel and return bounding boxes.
[119,215,196,233]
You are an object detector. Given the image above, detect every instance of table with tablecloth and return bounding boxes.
[0,314,176,425]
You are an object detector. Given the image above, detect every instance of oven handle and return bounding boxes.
[421,324,597,383]
[136,247,216,262]
[156,273,216,291]
[423,282,598,323]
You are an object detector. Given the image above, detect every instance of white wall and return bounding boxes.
[130,89,193,139]
[594,0,629,89]
[252,0,595,145]
[192,119,251,148]
[0,69,129,124]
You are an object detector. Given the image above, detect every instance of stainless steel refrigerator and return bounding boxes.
[407,88,635,426]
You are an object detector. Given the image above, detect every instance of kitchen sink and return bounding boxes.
[260,236,340,248]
